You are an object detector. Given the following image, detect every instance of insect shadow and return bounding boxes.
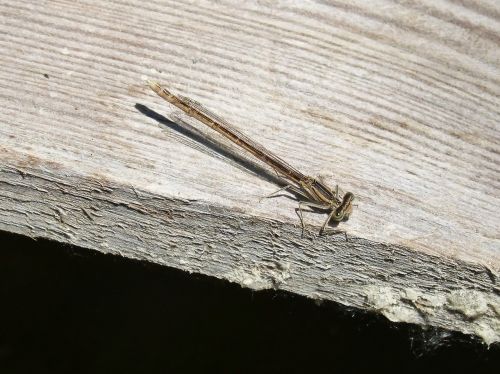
[135,103,294,198]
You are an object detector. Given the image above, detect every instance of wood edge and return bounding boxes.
[0,159,498,345]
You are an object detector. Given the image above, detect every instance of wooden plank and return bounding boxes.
[0,0,498,343]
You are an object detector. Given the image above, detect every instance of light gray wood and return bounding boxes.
[0,0,499,343]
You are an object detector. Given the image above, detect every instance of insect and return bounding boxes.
[148,80,354,234]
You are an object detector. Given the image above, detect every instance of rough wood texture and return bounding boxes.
[0,0,499,343]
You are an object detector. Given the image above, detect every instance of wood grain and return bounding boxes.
[0,0,499,343]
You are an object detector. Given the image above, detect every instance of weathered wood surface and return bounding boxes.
[0,0,499,343]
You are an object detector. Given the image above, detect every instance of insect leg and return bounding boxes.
[297,201,330,236]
